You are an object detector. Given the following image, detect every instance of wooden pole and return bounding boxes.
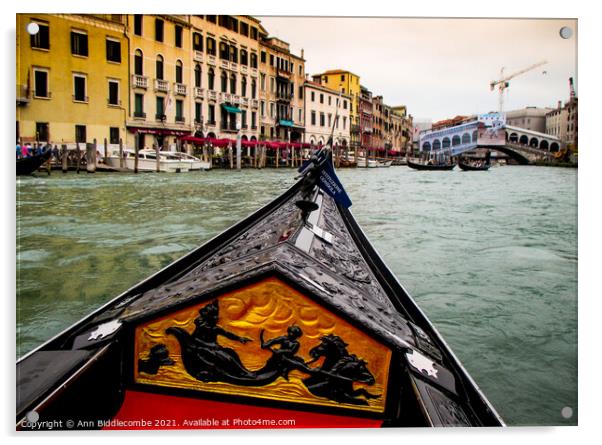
[103,138,108,165]
[209,146,213,170]
[134,134,139,174]
[154,143,160,173]
[86,139,96,173]
[119,138,124,169]
[228,144,234,169]
[76,142,81,174]
[276,147,279,168]
[61,144,68,173]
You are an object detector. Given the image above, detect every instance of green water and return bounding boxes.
[16,166,577,426]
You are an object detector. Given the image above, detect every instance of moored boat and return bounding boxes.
[407,159,456,171]
[458,159,490,171]
[16,140,503,430]
[105,149,189,172]
[16,147,52,176]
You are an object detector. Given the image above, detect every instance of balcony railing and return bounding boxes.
[220,60,229,70]
[241,65,248,75]
[250,99,259,108]
[194,87,205,99]
[156,113,166,121]
[207,90,217,101]
[351,124,361,133]
[207,55,217,66]
[155,79,169,93]
[132,74,148,89]
[174,83,187,96]
[276,92,293,101]
[241,97,249,107]
[221,93,232,103]
[206,119,216,126]
[250,68,258,77]
[232,95,241,105]
[194,50,203,62]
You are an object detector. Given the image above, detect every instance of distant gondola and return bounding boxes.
[407,159,455,171]
[16,148,52,176]
[458,159,490,171]
[16,142,503,430]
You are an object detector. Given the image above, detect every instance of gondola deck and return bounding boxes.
[16,155,504,429]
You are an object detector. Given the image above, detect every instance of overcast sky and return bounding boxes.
[257,17,577,122]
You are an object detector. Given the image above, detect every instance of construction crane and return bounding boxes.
[490,60,548,113]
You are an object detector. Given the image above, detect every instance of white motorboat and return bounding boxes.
[105,149,189,172]
[356,157,379,168]
[162,151,211,171]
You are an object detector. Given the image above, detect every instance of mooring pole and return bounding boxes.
[61,144,68,173]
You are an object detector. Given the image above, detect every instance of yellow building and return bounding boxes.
[313,69,361,150]
[16,14,128,145]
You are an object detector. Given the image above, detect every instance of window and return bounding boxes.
[250,27,258,40]
[137,133,145,150]
[343,100,347,109]
[311,111,316,126]
[36,122,49,142]
[299,65,302,76]
[156,96,165,120]
[241,110,247,128]
[250,53,258,68]
[320,94,323,104]
[240,21,249,36]
[71,31,88,56]
[341,74,345,81]
[30,22,49,49]
[73,74,87,102]
[298,86,303,100]
[241,76,247,97]
[108,80,119,105]
[156,55,164,80]
[260,101,265,116]
[240,49,248,66]
[328,96,331,106]
[206,15,217,24]
[33,69,49,98]
[260,51,266,63]
[320,113,325,127]
[134,15,143,36]
[251,111,257,129]
[110,127,119,144]
[175,60,183,84]
[193,32,203,51]
[175,100,184,122]
[343,116,347,129]
[75,125,87,143]
[175,25,182,48]
[219,41,228,59]
[298,109,302,123]
[270,103,274,118]
[134,93,144,117]
[311,91,314,102]
[251,79,256,99]
[208,68,215,90]
[194,64,202,87]
[270,77,274,93]
[106,39,121,63]
[134,49,143,75]
[220,71,227,92]
[230,73,236,94]
[229,45,238,63]
[328,114,332,127]
[260,73,266,91]
[155,18,164,42]
[195,102,202,123]
[270,54,274,66]
[206,37,216,56]
[208,104,215,124]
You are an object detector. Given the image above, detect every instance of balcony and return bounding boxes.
[241,65,248,75]
[250,68,258,77]
[221,92,232,103]
[16,84,30,105]
[132,74,148,89]
[174,83,187,96]
[206,120,216,126]
[241,97,249,107]
[351,124,361,134]
[155,79,169,93]
[232,95,241,105]
[194,87,205,99]
[207,55,217,66]
[251,99,259,108]
[207,90,217,101]
[276,68,291,80]
[231,62,238,71]
[220,59,229,70]
[276,92,293,102]
[155,113,166,122]
[194,50,203,62]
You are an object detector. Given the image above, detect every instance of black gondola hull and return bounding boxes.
[16,149,52,176]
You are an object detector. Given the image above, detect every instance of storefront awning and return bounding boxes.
[278,120,294,127]
[222,104,242,114]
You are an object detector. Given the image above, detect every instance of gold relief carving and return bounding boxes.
[135,277,391,413]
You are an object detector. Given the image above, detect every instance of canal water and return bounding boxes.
[16,165,577,426]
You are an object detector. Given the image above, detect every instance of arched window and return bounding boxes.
[433,139,441,150]
[519,135,528,145]
[194,64,202,88]
[219,41,228,59]
[240,49,248,66]
[175,60,183,84]
[422,141,431,151]
[220,71,227,93]
[230,73,236,94]
[251,79,257,99]
[134,49,143,75]
[461,133,471,144]
[250,53,258,68]
[452,135,461,146]
[229,45,238,63]
[442,137,451,148]
[241,76,247,97]
[550,142,560,152]
[540,140,549,151]
[509,133,518,143]
[156,55,164,80]
[472,131,477,142]
[529,137,539,148]
[208,68,215,90]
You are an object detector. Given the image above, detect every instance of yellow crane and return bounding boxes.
[490,60,548,113]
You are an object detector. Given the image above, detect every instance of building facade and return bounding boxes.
[258,38,305,142]
[303,81,351,147]
[359,85,373,150]
[313,70,361,151]
[17,14,128,145]
[506,106,552,134]
[371,95,384,149]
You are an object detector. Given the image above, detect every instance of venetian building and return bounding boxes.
[371,95,384,149]
[258,37,305,142]
[359,85,373,150]
[303,80,351,148]
[16,14,128,146]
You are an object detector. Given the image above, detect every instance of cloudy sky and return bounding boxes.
[257,17,577,122]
